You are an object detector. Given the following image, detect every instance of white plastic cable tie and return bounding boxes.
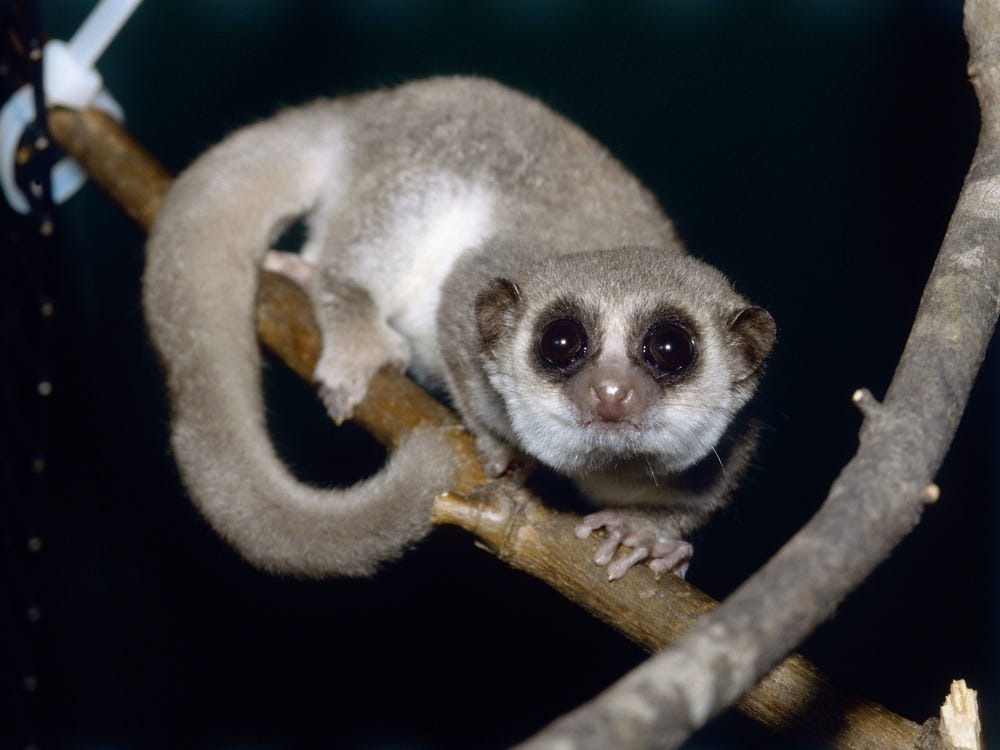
[0,0,142,214]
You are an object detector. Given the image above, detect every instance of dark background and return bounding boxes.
[2,0,995,747]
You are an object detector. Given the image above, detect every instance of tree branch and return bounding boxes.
[47,103,926,750]
[43,24,992,742]
[514,0,1000,746]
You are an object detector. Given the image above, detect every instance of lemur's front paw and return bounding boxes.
[473,439,535,485]
[315,364,372,424]
[313,326,408,424]
[314,348,406,425]
[575,510,693,581]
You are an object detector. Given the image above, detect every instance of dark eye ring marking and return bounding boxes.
[537,317,588,370]
[642,321,696,375]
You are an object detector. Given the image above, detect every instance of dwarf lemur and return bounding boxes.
[143,76,774,580]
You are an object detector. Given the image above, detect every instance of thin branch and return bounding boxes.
[436,485,922,748]
[43,42,976,744]
[515,1,1000,746]
[49,103,924,749]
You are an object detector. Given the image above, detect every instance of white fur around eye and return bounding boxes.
[497,321,740,476]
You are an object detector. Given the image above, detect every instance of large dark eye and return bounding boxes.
[538,318,588,369]
[643,322,695,375]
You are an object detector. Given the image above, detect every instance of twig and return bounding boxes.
[515,0,1000,746]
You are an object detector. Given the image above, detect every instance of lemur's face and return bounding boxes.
[474,247,775,476]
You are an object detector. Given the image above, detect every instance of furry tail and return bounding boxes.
[143,103,454,577]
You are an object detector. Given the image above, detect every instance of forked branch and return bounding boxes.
[45,104,926,750]
[44,7,997,742]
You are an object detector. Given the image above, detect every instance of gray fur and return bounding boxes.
[143,76,774,578]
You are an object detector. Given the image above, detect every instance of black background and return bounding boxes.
[2,0,995,748]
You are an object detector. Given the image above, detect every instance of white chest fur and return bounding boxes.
[383,176,496,386]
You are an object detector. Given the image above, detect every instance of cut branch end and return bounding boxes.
[939,679,982,750]
[851,387,881,417]
[921,483,941,504]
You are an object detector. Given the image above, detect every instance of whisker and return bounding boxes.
[711,446,732,489]
[645,457,660,487]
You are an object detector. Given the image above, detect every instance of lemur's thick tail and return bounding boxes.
[142,103,454,577]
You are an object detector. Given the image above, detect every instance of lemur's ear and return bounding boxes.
[728,306,776,382]
[475,277,522,356]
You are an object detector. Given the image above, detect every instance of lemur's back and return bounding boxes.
[316,76,680,260]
